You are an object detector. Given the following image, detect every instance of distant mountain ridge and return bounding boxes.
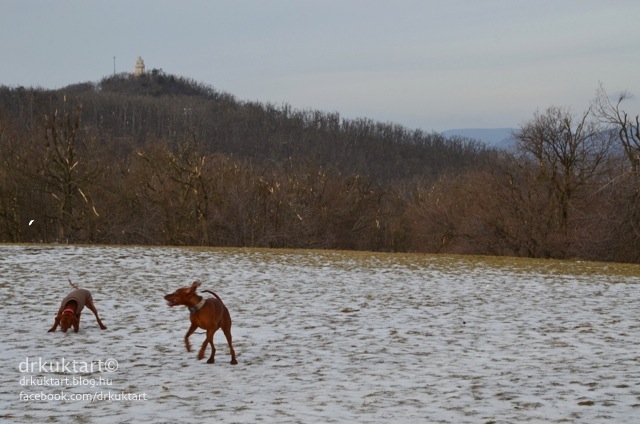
[442,128,515,149]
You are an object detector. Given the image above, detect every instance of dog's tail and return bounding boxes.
[68,278,79,290]
[202,289,222,302]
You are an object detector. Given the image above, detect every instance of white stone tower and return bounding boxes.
[134,56,145,76]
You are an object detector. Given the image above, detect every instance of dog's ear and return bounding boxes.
[188,281,201,294]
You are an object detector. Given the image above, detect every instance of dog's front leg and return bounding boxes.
[73,313,81,333]
[184,323,197,352]
[48,316,61,333]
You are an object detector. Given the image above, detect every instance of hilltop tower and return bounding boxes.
[134,56,145,76]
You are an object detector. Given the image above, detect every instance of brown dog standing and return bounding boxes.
[164,281,237,365]
[48,279,107,333]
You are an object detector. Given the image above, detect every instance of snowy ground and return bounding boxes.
[0,244,639,423]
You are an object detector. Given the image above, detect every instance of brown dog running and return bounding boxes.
[48,279,107,333]
[164,281,238,365]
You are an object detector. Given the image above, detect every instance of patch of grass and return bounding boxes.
[198,247,640,280]
[13,242,640,280]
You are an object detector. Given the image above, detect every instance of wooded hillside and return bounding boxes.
[1,72,638,262]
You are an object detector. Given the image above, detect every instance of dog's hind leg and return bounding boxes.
[201,328,216,363]
[86,299,107,330]
[207,328,217,364]
[222,326,238,365]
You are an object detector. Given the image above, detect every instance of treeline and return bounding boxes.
[0,72,638,262]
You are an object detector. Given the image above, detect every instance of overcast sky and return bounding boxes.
[1,0,638,132]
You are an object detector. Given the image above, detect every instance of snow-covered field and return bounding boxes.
[1,244,638,423]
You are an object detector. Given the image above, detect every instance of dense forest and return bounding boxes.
[1,71,639,262]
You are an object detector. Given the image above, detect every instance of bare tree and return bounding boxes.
[592,84,640,260]
[0,117,26,241]
[514,106,614,249]
[41,100,99,241]
[593,83,640,171]
[168,132,212,245]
